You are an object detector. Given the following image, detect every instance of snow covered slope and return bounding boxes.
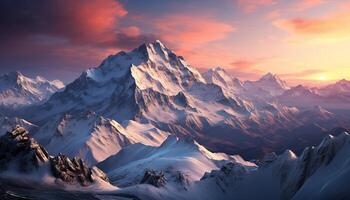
[202,67,245,96]
[98,135,256,187]
[34,111,169,165]
[0,71,64,108]
[111,132,350,200]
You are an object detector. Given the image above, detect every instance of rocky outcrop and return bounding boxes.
[0,126,109,187]
[0,126,49,172]
[140,170,167,187]
[174,171,190,186]
[51,154,109,186]
[201,162,252,185]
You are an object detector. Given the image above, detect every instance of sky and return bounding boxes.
[0,0,349,86]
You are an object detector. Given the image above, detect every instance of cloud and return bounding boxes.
[278,69,332,86]
[0,0,126,45]
[226,58,266,80]
[231,59,259,69]
[0,0,160,81]
[265,10,281,20]
[280,69,325,78]
[237,0,276,13]
[294,0,325,11]
[153,15,235,52]
[273,6,350,43]
[121,26,141,38]
[0,0,159,49]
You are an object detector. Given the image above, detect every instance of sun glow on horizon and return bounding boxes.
[318,75,327,81]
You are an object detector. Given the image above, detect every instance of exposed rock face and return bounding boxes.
[51,154,109,186]
[0,126,109,187]
[0,126,49,172]
[174,171,190,186]
[140,170,166,187]
[201,162,251,182]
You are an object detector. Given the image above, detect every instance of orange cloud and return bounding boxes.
[225,58,266,80]
[231,59,259,69]
[280,69,325,79]
[237,0,276,13]
[273,7,350,43]
[154,15,235,51]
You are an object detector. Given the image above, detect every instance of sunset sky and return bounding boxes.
[0,0,349,86]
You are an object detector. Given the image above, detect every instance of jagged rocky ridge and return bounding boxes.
[0,126,109,187]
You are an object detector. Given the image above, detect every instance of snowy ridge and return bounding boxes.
[112,132,350,200]
[98,135,256,187]
[34,111,169,165]
[203,67,245,96]
[0,71,64,107]
[278,80,350,109]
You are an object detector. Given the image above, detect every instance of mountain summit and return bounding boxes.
[0,71,64,107]
[244,73,289,97]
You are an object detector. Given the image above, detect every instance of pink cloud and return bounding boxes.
[226,58,266,80]
[273,6,350,41]
[237,0,276,13]
[265,10,281,20]
[231,59,259,69]
[48,0,128,45]
[153,15,235,51]
[121,26,141,38]
[294,0,325,11]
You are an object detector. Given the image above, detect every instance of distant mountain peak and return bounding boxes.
[0,71,64,107]
[259,72,282,82]
[213,66,226,72]
[259,72,288,88]
[202,67,244,94]
[243,72,289,97]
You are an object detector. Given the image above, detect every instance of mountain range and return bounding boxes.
[0,71,64,108]
[0,40,349,200]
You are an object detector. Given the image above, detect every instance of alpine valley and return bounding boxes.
[1,41,350,200]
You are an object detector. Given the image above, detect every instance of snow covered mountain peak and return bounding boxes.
[83,40,205,95]
[0,71,64,107]
[203,67,244,95]
[258,72,289,89]
[260,72,277,80]
[317,78,350,96]
[243,72,289,97]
